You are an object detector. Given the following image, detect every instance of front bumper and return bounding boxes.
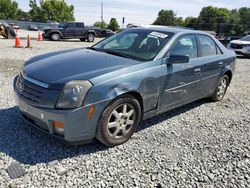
[14,78,111,144]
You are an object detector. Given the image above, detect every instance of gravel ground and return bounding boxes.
[0,34,249,187]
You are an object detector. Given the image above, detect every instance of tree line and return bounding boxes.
[153,7,250,36]
[0,0,249,35]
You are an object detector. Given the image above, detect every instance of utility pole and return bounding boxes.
[101,2,104,23]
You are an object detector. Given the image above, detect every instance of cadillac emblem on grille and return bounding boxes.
[17,77,24,92]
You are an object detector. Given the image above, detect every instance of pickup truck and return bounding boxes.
[43,22,96,42]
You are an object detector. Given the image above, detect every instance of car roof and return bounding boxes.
[131,25,212,35]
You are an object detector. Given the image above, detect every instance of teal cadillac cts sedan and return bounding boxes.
[14,26,236,146]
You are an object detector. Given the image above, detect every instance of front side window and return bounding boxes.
[198,35,217,57]
[169,35,198,59]
[93,29,174,61]
[65,23,75,29]
[75,23,83,28]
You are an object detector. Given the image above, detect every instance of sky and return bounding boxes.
[16,0,250,26]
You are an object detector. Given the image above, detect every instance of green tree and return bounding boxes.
[29,0,43,21]
[93,21,107,29]
[0,0,19,19]
[29,0,75,22]
[184,17,200,29]
[153,9,183,26]
[198,6,230,34]
[17,10,30,20]
[238,7,250,31]
[107,18,119,31]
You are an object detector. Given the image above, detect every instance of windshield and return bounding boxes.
[58,23,65,28]
[93,29,174,61]
[240,35,250,41]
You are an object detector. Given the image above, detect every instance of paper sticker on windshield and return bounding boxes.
[149,32,168,39]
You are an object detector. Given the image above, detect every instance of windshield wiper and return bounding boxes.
[86,47,144,61]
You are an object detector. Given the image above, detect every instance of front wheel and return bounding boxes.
[96,95,141,146]
[210,75,229,102]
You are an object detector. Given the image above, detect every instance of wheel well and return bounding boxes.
[88,32,96,36]
[124,91,144,116]
[224,71,232,84]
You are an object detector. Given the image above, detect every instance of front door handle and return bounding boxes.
[218,62,224,68]
[194,68,201,75]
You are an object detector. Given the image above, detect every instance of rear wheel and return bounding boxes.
[50,33,60,41]
[210,75,229,102]
[87,33,95,42]
[96,95,141,146]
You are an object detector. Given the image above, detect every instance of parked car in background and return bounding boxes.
[105,29,115,37]
[14,26,236,146]
[43,22,96,42]
[0,21,16,39]
[228,35,250,57]
[29,24,39,31]
[9,23,20,30]
[87,27,116,38]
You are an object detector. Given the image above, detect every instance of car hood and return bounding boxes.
[23,48,138,89]
[231,40,250,45]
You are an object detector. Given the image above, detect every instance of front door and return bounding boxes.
[158,34,202,111]
[63,23,76,38]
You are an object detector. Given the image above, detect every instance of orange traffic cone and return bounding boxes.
[14,32,21,48]
[37,32,43,41]
[26,35,31,48]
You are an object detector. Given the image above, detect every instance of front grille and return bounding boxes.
[16,74,46,104]
[230,43,243,49]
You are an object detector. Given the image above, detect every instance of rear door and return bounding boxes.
[62,23,76,38]
[196,34,225,95]
[158,34,202,111]
[75,22,86,37]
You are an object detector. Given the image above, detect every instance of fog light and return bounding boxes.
[52,121,64,135]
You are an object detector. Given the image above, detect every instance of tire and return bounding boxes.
[87,33,95,42]
[80,38,86,42]
[50,33,60,41]
[96,95,141,146]
[210,75,229,102]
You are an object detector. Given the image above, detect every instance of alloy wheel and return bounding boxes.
[107,103,135,139]
[217,77,228,100]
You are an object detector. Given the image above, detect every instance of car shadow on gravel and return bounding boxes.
[138,99,208,132]
[0,99,208,165]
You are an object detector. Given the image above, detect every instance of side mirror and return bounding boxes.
[168,54,189,64]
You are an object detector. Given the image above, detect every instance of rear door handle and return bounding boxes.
[218,62,224,68]
[194,68,201,74]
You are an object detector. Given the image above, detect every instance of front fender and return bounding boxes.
[48,30,63,36]
[85,61,162,113]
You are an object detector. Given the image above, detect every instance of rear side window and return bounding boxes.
[169,35,198,59]
[198,35,218,57]
[75,23,83,28]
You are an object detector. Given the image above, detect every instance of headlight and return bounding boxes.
[56,80,92,109]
